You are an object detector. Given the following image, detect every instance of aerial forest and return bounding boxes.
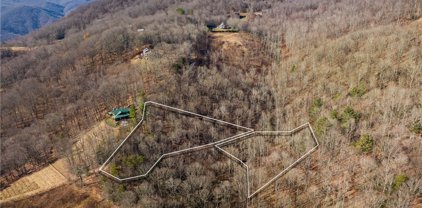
[0,0,421,207]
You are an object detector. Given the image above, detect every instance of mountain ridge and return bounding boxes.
[0,0,420,207]
[0,0,92,42]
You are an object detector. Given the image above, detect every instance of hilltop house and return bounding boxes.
[109,107,130,121]
[217,22,226,29]
[210,22,239,32]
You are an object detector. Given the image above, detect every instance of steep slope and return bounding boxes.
[1,3,64,40]
[0,0,421,207]
[0,0,92,42]
[1,184,113,208]
[247,19,422,208]
[57,0,93,14]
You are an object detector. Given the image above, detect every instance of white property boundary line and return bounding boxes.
[215,122,319,199]
[99,101,253,182]
[99,101,319,201]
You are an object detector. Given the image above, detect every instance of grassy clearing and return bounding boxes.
[0,161,68,203]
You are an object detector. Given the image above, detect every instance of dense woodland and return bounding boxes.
[1,0,421,207]
[105,104,249,178]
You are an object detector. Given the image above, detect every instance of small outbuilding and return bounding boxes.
[108,107,130,121]
[210,22,239,32]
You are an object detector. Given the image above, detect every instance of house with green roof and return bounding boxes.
[108,107,130,121]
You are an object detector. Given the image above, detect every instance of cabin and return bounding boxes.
[210,22,239,32]
[234,11,263,20]
[108,107,130,121]
[217,22,226,29]
[142,48,151,57]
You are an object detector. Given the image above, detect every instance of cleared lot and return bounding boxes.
[0,159,69,204]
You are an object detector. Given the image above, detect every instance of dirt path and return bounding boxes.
[0,159,71,204]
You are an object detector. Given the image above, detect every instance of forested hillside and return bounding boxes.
[0,0,92,42]
[0,0,421,207]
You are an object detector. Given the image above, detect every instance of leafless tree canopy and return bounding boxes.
[1,0,421,207]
